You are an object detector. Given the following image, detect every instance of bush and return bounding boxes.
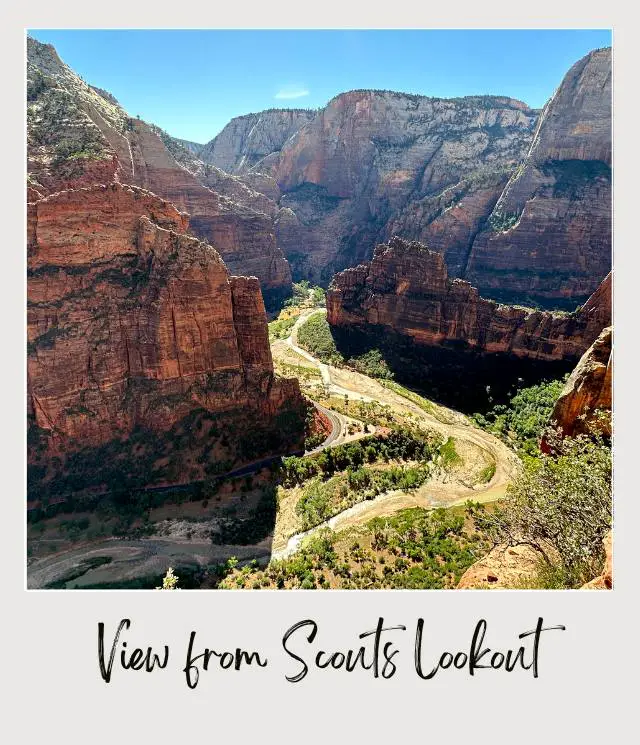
[296,313,344,365]
[468,429,611,588]
[473,377,566,453]
[268,315,296,341]
[219,508,491,590]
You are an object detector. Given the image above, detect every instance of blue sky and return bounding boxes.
[28,29,612,144]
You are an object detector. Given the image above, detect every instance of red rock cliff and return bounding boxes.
[327,237,611,362]
[465,48,611,305]
[27,184,305,494]
[545,325,612,442]
[27,37,291,304]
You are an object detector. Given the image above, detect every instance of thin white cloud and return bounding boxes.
[275,85,310,100]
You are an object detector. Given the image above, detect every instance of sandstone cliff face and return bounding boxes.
[194,50,610,305]
[27,183,305,496]
[264,91,537,282]
[27,37,292,304]
[199,109,316,174]
[465,48,611,305]
[546,324,612,440]
[327,238,611,363]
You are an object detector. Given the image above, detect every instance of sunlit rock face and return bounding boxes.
[198,49,610,308]
[464,48,612,305]
[27,36,292,303]
[27,183,305,496]
[327,238,611,363]
[543,324,612,446]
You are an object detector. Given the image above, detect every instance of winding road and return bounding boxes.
[27,306,520,587]
[269,308,521,558]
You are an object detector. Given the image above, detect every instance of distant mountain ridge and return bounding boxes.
[191,49,611,306]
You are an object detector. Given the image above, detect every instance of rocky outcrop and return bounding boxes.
[546,324,612,441]
[199,109,316,174]
[174,138,204,157]
[457,544,543,589]
[195,90,537,283]
[582,531,613,589]
[465,48,611,305]
[458,531,613,590]
[27,37,292,303]
[327,238,611,362]
[27,183,305,497]
[195,50,610,304]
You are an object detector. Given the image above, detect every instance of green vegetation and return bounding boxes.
[317,396,401,428]
[282,428,442,488]
[157,567,179,590]
[439,437,461,468]
[27,69,49,101]
[381,380,435,414]
[212,486,278,545]
[295,464,433,531]
[27,81,109,170]
[220,507,491,589]
[297,313,393,378]
[276,361,321,382]
[280,427,444,531]
[467,429,611,588]
[268,315,296,341]
[488,209,520,232]
[296,313,344,365]
[349,349,394,379]
[472,377,567,454]
[27,402,304,517]
[304,432,326,451]
[283,281,326,309]
[476,463,496,484]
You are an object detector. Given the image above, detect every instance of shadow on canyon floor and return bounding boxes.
[331,325,575,415]
[27,462,283,589]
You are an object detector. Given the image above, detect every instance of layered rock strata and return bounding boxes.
[27,183,305,496]
[464,48,612,304]
[546,325,612,441]
[197,50,610,304]
[327,238,611,363]
[27,36,292,303]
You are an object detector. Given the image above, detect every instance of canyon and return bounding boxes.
[30,36,610,311]
[25,34,613,591]
[27,37,292,307]
[325,237,611,410]
[197,48,611,306]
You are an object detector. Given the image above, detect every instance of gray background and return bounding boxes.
[4,3,636,742]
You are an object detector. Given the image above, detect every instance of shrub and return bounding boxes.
[468,430,611,588]
[296,313,344,365]
[473,377,566,453]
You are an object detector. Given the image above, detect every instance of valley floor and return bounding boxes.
[27,307,521,589]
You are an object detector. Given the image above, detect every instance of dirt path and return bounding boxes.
[286,308,520,496]
[270,309,521,556]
